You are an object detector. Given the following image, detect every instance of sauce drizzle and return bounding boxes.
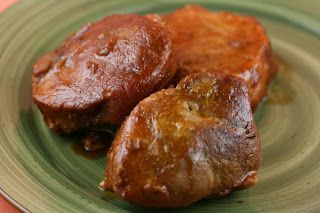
[71,129,114,160]
[267,56,295,105]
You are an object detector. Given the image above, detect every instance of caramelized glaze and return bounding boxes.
[164,4,278,110]
[32,14,176,134]
[101,73,261,208]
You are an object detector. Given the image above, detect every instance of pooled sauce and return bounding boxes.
[71,129,115,160]
[267,56,295,105]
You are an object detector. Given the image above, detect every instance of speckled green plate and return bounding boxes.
[1,0,320,212]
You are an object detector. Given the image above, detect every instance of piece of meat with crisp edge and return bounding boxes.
[101,73,261,208]
[32,14,176,134]
[164,4,278,110]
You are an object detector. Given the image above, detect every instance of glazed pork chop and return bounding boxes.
[101,73,261,208]
[32,14,176,134]
[164,4,278,109]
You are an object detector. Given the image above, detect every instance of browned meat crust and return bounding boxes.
[164,4,278,110]
[101,73,261,208]
[32,14,176,133]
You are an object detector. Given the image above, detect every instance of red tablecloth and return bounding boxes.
[0,0,16,12]
[1,1,19,211]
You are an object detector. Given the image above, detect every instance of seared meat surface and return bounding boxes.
[32,14,175,133]
[164,4,278,109]
[101,73,261,208]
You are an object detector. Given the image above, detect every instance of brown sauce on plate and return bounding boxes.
[267,56,295,105]
[71,129,114,160]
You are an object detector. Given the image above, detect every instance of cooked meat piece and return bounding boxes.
[32,14,176,134]
[164,4,278,110]
[101,73,261,208]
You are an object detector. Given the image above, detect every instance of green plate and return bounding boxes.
[1,0,320,212]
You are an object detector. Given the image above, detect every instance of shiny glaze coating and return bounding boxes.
[101,73,261,208]
[164,4,278,110]
[32,14,176,133]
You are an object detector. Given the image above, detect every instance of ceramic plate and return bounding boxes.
[1,0,320,212]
